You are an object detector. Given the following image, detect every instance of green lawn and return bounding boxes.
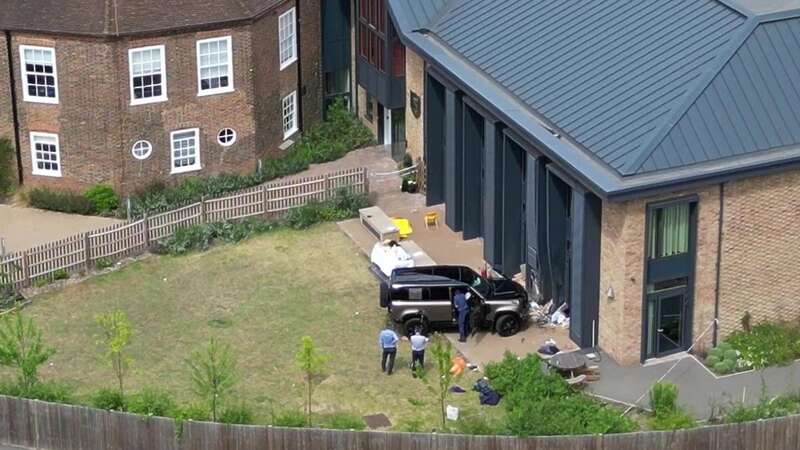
[5,223,498,430]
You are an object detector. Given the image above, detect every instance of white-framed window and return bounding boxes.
[131,140,153,160]
[217,128,236,146]
[128,45,167,105]
[30,132,61,177]
[282,91,298,139]
[170,128,201,174]
[278,8,297,70]
[19,45,58,104]
[197,36,234,96]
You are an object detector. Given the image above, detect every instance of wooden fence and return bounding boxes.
[0,168,368,290]
[1,395,799,450]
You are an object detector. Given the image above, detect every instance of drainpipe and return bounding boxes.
[5,31,23,185]
[712,182,725,347]
[295,0,305,132]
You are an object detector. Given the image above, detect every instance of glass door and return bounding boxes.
[645,288,686,359]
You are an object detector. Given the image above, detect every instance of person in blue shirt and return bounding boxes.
[378,328,400,374]
[454,290,470,342]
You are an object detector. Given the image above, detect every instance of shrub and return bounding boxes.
[0,380,73,403]
[172,403,210,422]
[219,403,254,425]
[129,100,372,217]
[85,184,119,214]
[126,388,176,417]
[319,412,366,430]
[725,322,800,369]
[647,382,695,430]
[95,258,114,270]
[91,388,126,411]
[0,137,15,196]
[52,268,69,281]
[157,191,368,255]
[396,418,425,432]
[725,392,800,423]
[27,187,97,215]
[272,409,308,428]
[453,413,503,436]
[484,353,636,436]
[706,341,744,374]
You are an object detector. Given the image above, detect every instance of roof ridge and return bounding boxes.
[621,16,760,175]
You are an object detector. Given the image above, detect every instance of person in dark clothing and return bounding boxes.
[468,293,484,336]
[454,290,470,342]
[379,328,399,374]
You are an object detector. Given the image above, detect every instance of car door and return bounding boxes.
[425,286,454,323]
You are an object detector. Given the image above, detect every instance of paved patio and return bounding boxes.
[588,353,800,419]
[0,205,121,254]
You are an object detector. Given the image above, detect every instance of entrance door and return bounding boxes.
[645,288,687,359]
[383,106,392,146]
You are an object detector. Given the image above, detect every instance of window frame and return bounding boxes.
[278,8,297,71]
[196,36,234,97]
[19,45,59,104]
[29,132,61,177]
[282,91,298,140]
[646,201,692,261]
[131,140,153,160]
[169,128,202,174]
[217,128,237,147]
[128,44,168,106]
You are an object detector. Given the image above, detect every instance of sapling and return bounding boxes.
[95,311,133,406]
[295,336,327,426]
[187,338,237,421]
[416,334,461,430]
[0,312,55,389]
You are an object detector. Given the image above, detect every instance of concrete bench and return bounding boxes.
[359,206,399,242]
[400,240,436,266]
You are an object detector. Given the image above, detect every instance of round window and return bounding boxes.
[131,140,152,160]
[217,128,237,147]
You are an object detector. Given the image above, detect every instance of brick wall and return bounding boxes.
[3,0,321,195]
[0,33,18,186]
[717,170,800,337]
[116,27,258,193]
[404,48,424,162]
[356,85,378,138]
[299,0,323,127]
[599,185,721,365]
[253,0,301,162]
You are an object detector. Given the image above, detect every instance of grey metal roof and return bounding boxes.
[389,0,800,198]
[637,17,800,173]
[431,0,748,175]
[389,0,450,31]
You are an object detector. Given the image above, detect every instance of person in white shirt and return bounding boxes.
[409,331,429,375]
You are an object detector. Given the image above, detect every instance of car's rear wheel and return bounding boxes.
[379,282,389,308]
[495,314,521,337]
[403,317,429,336]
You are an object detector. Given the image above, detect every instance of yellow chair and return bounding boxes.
[424,211,439,229]
[392,217,413,239]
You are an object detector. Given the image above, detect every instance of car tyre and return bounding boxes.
[495,314,521,337]
[379,282,389,308]
[403,317,429,336]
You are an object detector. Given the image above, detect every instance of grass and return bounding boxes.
[3,224,496,430]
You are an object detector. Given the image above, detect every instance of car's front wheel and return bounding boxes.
[403,317,429,336]
[495,314,521,337]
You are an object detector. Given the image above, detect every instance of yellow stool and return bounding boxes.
[392,217,413,239]
[424,211,439,229]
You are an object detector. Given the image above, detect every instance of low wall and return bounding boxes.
[1,395,799,450]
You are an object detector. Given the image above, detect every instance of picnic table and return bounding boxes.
[547,352,587,379]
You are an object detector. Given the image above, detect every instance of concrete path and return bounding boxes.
[0,204,120,254]
[588,353,800,419]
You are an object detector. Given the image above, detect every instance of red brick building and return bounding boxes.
[0,0,332,194]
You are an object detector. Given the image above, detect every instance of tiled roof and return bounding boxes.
[0,0,284,36]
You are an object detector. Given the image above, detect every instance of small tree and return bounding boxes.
[416,334,460,430]
[295,336,327,426]
[0,312,55,389]
[187,338,237,422]
[95,311,133,405]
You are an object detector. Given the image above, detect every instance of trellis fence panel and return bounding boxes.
[0,167,367,290]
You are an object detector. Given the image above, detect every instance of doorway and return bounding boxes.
[645,284,688,359]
